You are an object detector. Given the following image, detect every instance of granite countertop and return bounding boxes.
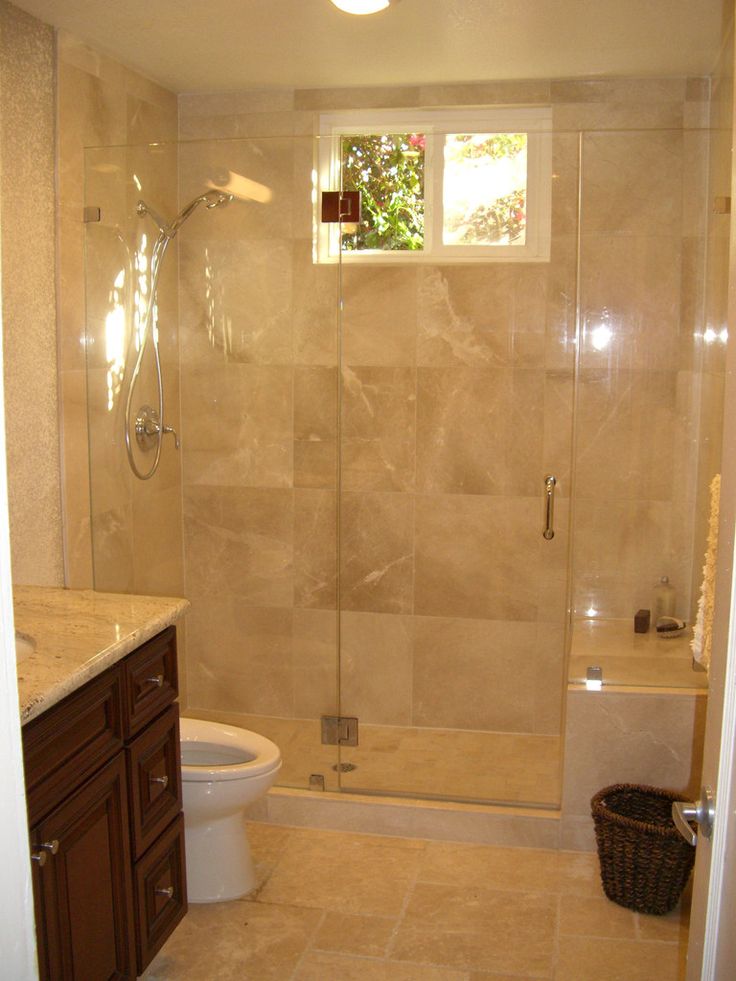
[15,585,189,725]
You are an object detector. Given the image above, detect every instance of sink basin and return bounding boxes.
[15,631,36,662]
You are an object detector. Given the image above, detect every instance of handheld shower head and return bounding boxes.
[137,190,233,239]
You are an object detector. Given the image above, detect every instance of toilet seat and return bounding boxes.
[180,718,281,782]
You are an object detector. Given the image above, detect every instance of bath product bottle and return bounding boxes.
[653,576,676,621]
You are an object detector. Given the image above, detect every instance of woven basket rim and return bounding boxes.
[591,782,685,838]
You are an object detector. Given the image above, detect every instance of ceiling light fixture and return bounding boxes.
[330,0,391,14]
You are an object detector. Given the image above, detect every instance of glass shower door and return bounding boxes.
[333,128,580,807]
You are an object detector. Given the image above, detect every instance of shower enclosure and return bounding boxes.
[83,93,715,811]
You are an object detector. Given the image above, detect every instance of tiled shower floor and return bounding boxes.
[142,823,689,980]
[189,711,562,806]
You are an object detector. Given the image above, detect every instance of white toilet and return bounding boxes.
[179,718,281,903]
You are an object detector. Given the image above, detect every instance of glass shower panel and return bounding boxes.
[570,127,711,692]
[335,130,579,807]
[84,136,342,790]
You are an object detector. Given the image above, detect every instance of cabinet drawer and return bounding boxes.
[123,627,178,738]
[134,813,187,974]
[23,667,124,824]
[128,704,182,860]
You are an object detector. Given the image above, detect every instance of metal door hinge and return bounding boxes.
[321,715,359,746]
[321,190,361,224]
[309,773,325,792]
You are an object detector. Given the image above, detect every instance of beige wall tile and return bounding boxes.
[340,611,413,725]
[342,267,418,366]
[342,367,416,492]
[412,616,537,732]
[292,608,337,719]
[184,486,293,606]
[340,492,414,614]
[414,495,540,621]
[294,489,337,610]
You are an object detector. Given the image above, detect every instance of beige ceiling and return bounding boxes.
[11,0,726,93]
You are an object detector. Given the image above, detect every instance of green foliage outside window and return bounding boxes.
[340,134,425,251]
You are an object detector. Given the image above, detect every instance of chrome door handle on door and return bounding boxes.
[672,786,715,846]
[543,475,556,540]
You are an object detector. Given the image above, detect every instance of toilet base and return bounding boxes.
[184,813,256,903]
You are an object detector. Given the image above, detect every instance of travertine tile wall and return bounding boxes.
[56,32,182,602]
[177,77,709,802]
[573,80,710,621]
[0,1,64,586]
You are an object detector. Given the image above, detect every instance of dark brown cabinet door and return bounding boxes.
[31,754,136,981]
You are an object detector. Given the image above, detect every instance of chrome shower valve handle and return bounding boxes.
[135,405,180,452]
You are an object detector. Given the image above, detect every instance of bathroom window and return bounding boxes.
[315,107,552,263]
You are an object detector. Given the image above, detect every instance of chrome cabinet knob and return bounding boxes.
[145,674,164,688]
[155,886,174,900]
[150,774,169,789]
[31,840,59,865]
[31,851,47,867]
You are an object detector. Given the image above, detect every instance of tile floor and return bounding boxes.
[190,710,562,806]
[142,822,689,980]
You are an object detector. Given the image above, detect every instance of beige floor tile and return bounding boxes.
[559,893,638,939]
[295,951,469,980]
[635,904,690,944]
[311,911,397,957]
[392,884,556,976]
[141,899,322,981]
[418,841,564,893]
[256,828,425,916]
[555,935,683,981]
[556,849,602,897]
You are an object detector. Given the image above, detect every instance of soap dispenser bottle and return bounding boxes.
[653,575,676,621]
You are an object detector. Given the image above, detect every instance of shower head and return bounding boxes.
[137,190,233,239]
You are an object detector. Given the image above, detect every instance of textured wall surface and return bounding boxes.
[0,0,63,585]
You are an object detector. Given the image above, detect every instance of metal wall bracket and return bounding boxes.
[321,715,359,746]
[321,190,361,224]
[83,206,101,223]
[309,774,325,792]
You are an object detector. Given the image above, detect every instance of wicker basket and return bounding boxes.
[591,783,696,915]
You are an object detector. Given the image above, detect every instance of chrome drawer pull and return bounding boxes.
[145,674,164,688]
[150,774,169,789]
[155,886,174,899]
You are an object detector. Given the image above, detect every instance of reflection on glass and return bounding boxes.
[443,133,527,246]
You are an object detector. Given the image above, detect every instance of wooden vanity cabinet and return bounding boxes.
[23,627,187,981]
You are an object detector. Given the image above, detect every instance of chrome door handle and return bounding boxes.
[672,786,715,846]
[543,475,556,540]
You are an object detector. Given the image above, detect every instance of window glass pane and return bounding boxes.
[340,133,425,252]
[443,133,527,246]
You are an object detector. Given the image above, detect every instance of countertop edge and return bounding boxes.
[18,595,190,726]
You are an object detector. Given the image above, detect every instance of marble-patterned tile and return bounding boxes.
[293,239,339,366]
[179,238,294,366]
[581,131,683,235]
[292,609,338,719]
[555,935,683,981]
[414,495,540,621]
[181,362,293,487]
[412,617,536,732]
[141,899,321,981]
[294,489,337,609]
[342,266,418,366]
[342,367,416,492]
[183,486,293,606]
[416,367,543,496]
[340,612,414,726]
[184,597,294,716]
[340,492,414,614]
